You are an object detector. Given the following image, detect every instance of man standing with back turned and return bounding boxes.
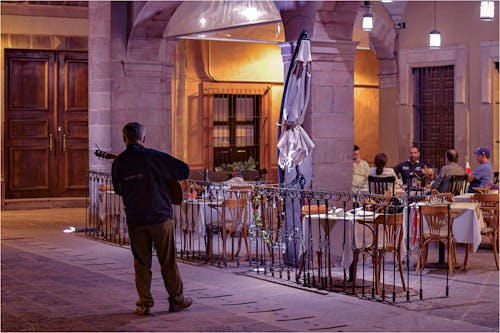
[112,122,193,315]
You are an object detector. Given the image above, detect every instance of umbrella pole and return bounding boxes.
[277,30,309,186]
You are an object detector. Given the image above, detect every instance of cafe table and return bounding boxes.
[173,198,223,241]
[301,209,378,270]
[403,202,484,255]
[98,189,126,238]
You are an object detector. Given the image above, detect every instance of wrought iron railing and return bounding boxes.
[87,170,456,303]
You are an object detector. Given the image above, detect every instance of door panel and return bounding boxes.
[58,52,88,196]
[5,50,55,198]
[4,50,88,198]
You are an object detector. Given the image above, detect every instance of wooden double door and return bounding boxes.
[5,50,88,199]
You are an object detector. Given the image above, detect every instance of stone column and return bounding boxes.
[88,1,113,173]
[379,68,400,164]
[308,39,358,192]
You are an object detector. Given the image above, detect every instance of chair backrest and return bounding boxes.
[448,174,468,195]
[368,176,396,195]
[472,193,499,229]
[472,185,491,193]
[419,205,452,240]
[221,198,248,232]
[228,185,254,199]
[373,213,403,251]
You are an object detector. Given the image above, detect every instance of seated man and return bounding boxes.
[468,146,494,192]
[431,149,466,193]
[352,145,369,192]
[394,146,434,187]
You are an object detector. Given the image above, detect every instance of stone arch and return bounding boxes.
[369,9,398,76]
[127,1,180,63]
[314,1,360,41]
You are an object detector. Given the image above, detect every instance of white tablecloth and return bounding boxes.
[173,198,254,240]
[301,211,377,269]
[403,202,484,253]
[453,193,474,203]
[98,190,124,221]
[173,199,222,240]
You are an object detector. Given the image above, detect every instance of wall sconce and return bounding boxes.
[362,1,373,32]
[429,1,441,48]
[480,1,495,21]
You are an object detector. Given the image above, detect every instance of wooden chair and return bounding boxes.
[260,195,282,257]
[219,198,250,264]
[352,213,406,295]
[416,205,456,274]
[448,174,468,195]
[471,193,499,270]
[472,185,491,194]
[229,185,254,199]
[368,176,396,195]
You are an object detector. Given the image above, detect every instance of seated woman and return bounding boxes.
[369,153,403,193]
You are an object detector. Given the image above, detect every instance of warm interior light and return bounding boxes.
[241,6,260,21]
[480,1,495,21]
[429,30,441,49]
[362,14,373,32]
[164,0,283,43]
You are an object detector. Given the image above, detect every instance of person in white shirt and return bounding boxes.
[352,145,370,192]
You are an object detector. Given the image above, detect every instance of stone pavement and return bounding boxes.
[1,208,498,332]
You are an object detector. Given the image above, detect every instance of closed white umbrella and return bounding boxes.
[277,38,315,173]
[276,33,314,265]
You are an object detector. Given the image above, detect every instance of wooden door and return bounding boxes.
[57,52,88,197]
[5,50,88,198]
[413,65,454,169]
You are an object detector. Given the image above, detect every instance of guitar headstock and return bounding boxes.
[94,149,117,160]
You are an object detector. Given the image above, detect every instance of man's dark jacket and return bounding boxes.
[112,144,189,229]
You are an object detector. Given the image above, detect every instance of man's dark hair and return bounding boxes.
[446,149,459,163]
[123,122,146,143]
[354,145,360,151]
[410,145,420,152]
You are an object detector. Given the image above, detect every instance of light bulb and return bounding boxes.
[480,1,495,21]
[362,14,373,32]
[429,30,441,49]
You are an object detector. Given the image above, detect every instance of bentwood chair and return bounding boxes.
[471,193,499,270]
[448,174,468,196]
[219,198,250,264]
[368,176,396,195]
[352,213,406,295]
[229,184,254,199]
[472,185,491,194]
[416,205,456,274]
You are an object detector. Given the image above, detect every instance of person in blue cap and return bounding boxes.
[468,146,494,192]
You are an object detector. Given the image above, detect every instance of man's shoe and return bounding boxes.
[135,304,152,315]
[169,297,193,313]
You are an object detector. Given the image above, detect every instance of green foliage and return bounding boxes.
[214,156,256,173]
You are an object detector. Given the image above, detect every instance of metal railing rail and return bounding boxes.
[87,170,455,303]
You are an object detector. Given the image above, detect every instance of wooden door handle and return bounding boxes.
[49,133,53,151]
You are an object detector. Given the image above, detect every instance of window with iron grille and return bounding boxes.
[413,65,454,169]
[212,94,260,169]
